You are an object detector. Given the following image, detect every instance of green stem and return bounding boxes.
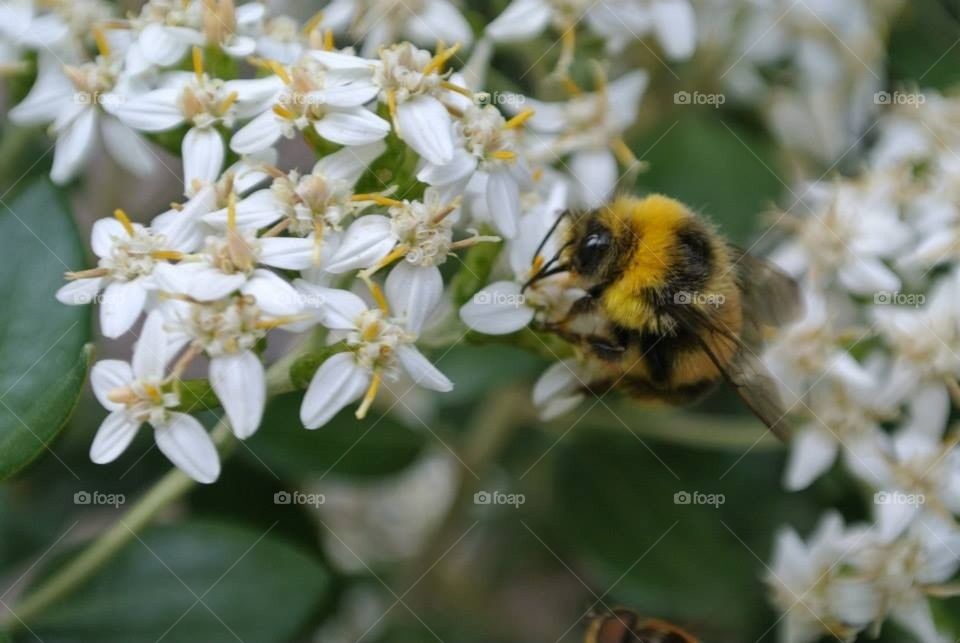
[0,340,308,633]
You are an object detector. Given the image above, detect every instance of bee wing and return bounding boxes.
[672,305,792,441]
[728,245,802,331]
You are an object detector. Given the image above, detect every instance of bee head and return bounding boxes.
[566,204,637,284]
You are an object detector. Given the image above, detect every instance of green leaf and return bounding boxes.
[29,521,329,642]
[0,179,90,481]
[245,392,427,478]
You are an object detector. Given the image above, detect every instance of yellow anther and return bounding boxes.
[440,80,473,98]
[113,209,135,236]
[532,167,544,182]
[490,150,517,161]
[355,371,382,420]
[351,193,402,207]
[192,46,204,81]
[611,137,641,170]
[272,103,295,119]
[92,26,111,58]
[562,77,583,96]
[386,89,398,123]
[218,91,239,115]
[423,42,461,75]
[226,192,237,231]
[265,59,290,84]
[151,250,184,261]
[303,10,324,35]
[504,108,535,130]
[323,29,334,51]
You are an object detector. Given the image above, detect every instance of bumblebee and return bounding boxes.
[584,608,699,643]
[530,194,801,438]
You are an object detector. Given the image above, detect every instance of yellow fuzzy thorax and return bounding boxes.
[598,194,693,329]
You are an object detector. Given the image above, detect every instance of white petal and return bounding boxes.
[258,236,316,270]
[838,258,900,295]
[306,82,380,108]
[203,188,284,230]
[891,597,947,643]
[325,215,397,273]
[385,262,442,333]
[100,116,156,177]
[90,411,140,464]
[308,49,379,71]
[242,269,304,316]
[783,427,839,490]
[132,311,169,380]
[231,110,285,154]
[210,351,265,439]
[486,0,552,41]
[569,149,618,209]
[90,360,134,411]
[182,127,225,194]
[155,262,246,301]
[100,280,148,338]
[486,169,520,238]
[9,56,73,125]
[396,345,453,392]
[310,287,367,330]
[314,108,391,146]
[300,352,370,429]
[417,149,478,186]
[532,360,582,407]
[152,185,217,252]
[405,0,473,47]
[153,412,221,483]
[314,141,386,184]
[459,281,535,334]
[139,24,196,66]
[56,277,104,306]
[111,88,185,132]
[652,0,697,60]
[51,107,97,185]
[222,35,257,58]
[395,96,454,165]
[91,217,129,257]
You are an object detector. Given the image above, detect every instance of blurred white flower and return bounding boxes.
[89,312,221,483]
[320,0,473,58]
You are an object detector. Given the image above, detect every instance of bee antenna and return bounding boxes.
[531,209,571,265]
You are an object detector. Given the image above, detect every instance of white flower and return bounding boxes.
[767,512,879,643]
[89,311,221,483]
[56,212,183,338]
[320,0,473,58]
[10,52,157,184]
[850,516,960,643]
[418,104,533,238]
[163,295,298,439]
[298,283,452,429]
[505,70,648,208]
[374,42,466,165]
[0,1,69,68]
[109,49,282,193]
[230,53,388,155]
[460,179,579,334]
[771,177,911,296]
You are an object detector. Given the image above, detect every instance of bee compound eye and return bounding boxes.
[576,229,612,274]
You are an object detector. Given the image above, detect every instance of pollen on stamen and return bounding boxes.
[355,371,382,420]
[192,46,204,81]
[113,209,135,236]
[504,108,535,130]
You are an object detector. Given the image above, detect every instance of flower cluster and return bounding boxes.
[762,90,960,642]
[7,0,662,483]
